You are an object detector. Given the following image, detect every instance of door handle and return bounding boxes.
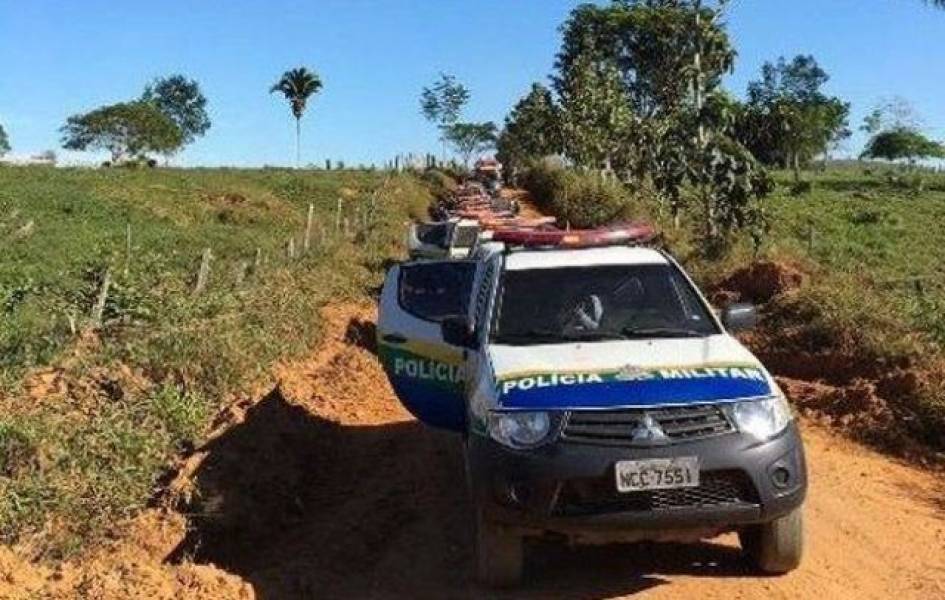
[382,333,407,344]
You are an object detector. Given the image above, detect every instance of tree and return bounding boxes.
[420,73,470,127]
[420,73,470,159]
[270,67,323,168]
[141,75,211,156]
[555,0,735,119]
[861,97,922,135]
[0,124,9,157]
[496,83,563,175]
[559,55,639,174]
[737,55,850,179]
[60,101,182,163]
[861,128,945,166]
[442,122,497,167]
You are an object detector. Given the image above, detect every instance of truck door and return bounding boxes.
[377,260,477,432]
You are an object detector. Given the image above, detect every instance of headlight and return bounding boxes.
[488,411,553,449]
[730,396,793,441]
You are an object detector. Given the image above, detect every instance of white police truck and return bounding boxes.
[377,233,806,586]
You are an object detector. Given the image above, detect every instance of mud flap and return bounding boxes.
[377,260,476,432]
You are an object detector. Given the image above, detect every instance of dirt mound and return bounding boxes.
[716,260,805,304]
[778,375,945,461]
[0,510,251,599]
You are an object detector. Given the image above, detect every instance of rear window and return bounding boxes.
[398,262,475,322]
[415,223,450,246]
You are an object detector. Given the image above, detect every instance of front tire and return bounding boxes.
[739,506,804,574]
[475,508,523,587]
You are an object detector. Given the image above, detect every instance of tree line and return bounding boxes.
[494,0,945,242]
[0,67,324,167]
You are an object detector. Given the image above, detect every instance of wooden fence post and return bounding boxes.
[194,248,212,295]
[287,237,296,259]
[124,223,132,277]
[236,261,250,286]
[90,268,112,327]
[335,198,343,233]
[304,203,315,252]
[66,311,77,336]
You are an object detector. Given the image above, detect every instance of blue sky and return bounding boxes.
[1,0,943,167]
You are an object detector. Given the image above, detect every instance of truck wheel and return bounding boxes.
[739,507,804,574]
[475,509,523,587]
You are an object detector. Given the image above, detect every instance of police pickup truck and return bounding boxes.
[377,232,806,586]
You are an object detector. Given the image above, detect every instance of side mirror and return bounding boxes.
[721,303,759,333]
[441,316,476,348]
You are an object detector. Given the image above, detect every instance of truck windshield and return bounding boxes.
[492,264,719,345]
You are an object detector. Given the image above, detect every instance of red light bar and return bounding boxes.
[453,209,515,219]
[491,222,656,248]
[479,216,557,230]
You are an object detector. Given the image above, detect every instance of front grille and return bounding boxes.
[554,470,758,517]
[561,405,734,446]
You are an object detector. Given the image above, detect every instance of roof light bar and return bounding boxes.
[490,222,656,248]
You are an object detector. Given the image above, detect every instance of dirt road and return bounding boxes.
[6,301,941,599]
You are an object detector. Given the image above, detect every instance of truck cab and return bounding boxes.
[377,240,806,586]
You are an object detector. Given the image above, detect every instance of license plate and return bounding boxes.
[615,457,700,493]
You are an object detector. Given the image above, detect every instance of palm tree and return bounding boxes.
[270,67,323,168]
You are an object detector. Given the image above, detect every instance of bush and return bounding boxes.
[790,180,813,196]
[420,168,458,203]
[519,163,643,228]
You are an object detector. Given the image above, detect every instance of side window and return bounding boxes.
[398,262,475,322]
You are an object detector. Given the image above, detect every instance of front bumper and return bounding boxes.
[466,421,806,538]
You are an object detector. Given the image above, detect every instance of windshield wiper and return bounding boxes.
[620,326,708,339]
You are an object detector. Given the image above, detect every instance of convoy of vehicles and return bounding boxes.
[379,162,807,587]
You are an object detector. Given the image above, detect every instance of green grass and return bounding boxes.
[761,165,945,345]
[0,165,431,555]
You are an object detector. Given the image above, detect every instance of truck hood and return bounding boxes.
[488,335,773,410]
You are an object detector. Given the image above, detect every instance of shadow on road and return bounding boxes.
[168,388,753,599]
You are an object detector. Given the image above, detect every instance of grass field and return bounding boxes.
[764,166,945,330]
[0,165,430,555]
[690,164,945,452]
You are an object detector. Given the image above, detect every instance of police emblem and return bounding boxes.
[615,363,652,381]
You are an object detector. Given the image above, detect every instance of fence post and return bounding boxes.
[124,223,132,277]
[90,268,112,328]
[304,203,315,252]
[236,260,250,286]
[194,248,212,295]
[287,237,296,259]
[335,198,343,233]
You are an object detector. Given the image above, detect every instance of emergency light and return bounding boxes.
[490,222,656,248]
